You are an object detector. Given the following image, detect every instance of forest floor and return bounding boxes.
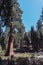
[0,52,43,60]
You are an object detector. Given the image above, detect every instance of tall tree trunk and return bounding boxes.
[5,35,14,56]
[5,24,14,56]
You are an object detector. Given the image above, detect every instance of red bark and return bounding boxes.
[5,35,14,56]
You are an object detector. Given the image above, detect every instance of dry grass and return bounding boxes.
[14,53,34,58]
[0,52,43,60]
[0,53,34,60]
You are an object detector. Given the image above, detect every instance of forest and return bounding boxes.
[0,0,43,65]
[0,0,43,55]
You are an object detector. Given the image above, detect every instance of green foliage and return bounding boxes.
[0,0,25,50]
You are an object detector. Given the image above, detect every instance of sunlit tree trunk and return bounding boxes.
[5,24,14,56]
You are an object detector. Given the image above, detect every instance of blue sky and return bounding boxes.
[18,0,43,32]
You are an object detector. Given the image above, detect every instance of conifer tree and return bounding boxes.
[0,0,25,56]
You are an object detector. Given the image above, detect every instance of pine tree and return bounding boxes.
[31,26,39,52]
[37,8,43,51]
[0,0,25,56]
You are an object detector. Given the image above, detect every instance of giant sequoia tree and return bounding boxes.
[0,0,25,56]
